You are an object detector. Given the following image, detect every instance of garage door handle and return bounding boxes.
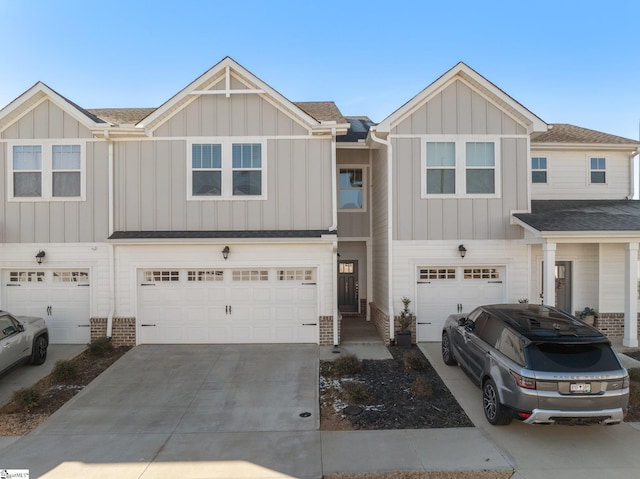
[302,283,316,286]
[417,281,431,284]
[488,281,502,284]
[418,322,432,325]
[141,324,156,327]
[77,284,90,287]
[78,324,90,327]
[6,283,20,287]
[302,323,317,326]
[140,284,156,286]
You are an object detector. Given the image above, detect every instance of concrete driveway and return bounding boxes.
[420,343,640,479]
[1,344,322,479]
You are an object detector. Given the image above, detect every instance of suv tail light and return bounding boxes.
[511,370,536,389]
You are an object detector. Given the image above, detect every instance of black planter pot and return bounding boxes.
[396,331,412,349]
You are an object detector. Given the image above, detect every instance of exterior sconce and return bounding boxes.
[36,250,46,264]
[222,246,230,260]
[458,245,467,259]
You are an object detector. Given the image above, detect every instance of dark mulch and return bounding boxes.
[624,351,640,362]
[320,346,473,430]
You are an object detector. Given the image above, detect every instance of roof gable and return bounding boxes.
[138,57,347,135]
[0,82,107,133]
[375,62,547,134]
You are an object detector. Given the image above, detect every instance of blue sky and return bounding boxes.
[1,0,638,139]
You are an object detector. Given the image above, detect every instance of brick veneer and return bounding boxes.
[90,317,136,347]
[594,313,640,339]
[369,302,391,345]
[319,315,338,346]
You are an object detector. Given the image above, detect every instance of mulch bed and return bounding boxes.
[0,346,131,436]
[320,346,473,430]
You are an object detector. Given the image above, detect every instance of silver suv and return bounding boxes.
[0,311,49,375]
[441,304,629,425]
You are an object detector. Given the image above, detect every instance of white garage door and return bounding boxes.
[138,268,318,344]
[416,266,504,341]
[4,270,91,344]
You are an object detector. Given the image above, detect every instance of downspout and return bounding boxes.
[369,127,395,341]
[104,132,115,339]
[629,150,638,199]
[330,131,339,346]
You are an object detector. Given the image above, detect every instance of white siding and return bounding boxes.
[392,239,529,313]
[531,150,632,200]
[112,242,335,320]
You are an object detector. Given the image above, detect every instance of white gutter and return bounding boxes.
[329,130,339,345]
[369,127,395,340]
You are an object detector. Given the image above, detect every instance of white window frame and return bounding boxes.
[7,140,86,202]
[589,156,607,185]
[187,138,267,200]
[421,136,501,199]
[531,157,548,184]
[338,166,367,212]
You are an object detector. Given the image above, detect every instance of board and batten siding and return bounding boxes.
[337,148,370,238]
[154,86,309,138]
[113,137,332,232]
[0,100,110,243]
[530,149,632,200]
[371,147,389,311]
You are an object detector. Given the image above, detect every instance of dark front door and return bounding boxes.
[338,260,358,313]
[555,261,572,314]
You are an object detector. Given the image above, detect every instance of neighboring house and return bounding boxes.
[1,58,638,347]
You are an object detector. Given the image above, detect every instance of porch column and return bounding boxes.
[624,242,639,347]
[542,243,556,307]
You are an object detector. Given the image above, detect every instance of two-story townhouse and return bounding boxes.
[0,57,348,347]
[2,57,639,348]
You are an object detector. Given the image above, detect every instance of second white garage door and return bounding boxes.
[416,266,504,341]
[138,268,318,344]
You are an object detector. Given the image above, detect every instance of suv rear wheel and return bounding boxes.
[483,378,512,425]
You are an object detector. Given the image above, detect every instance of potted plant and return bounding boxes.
[580,307,597,326]
[396,297,414,349]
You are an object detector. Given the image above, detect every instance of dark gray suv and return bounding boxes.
[441,304,629,425]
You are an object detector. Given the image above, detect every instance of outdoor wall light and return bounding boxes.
[222,246,230,260]
[458,244,467,259]
[36,250,46,264]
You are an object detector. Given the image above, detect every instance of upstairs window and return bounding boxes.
[590,157,606,184]
[339,168,364,210]
[10,142,84,201]
[188,140,265,199]
[531,157,547,183]
[423,138,499,198]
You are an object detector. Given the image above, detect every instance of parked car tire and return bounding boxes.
[30,335,48,365]
[441,332,457,366]
[483,378,512,425]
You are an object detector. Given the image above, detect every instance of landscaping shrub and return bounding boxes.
[411,376,433,399]
[403,350,427,371]
[331,354,361,376]
[51,359,79,382]
[13,387,41,412]
[87,337,113,356]
[342,381,370,404]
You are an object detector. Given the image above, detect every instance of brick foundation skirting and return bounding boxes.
[594,313,640,339]
[369,302,391,345]
[90,317,136,347]
[319,315,338,346]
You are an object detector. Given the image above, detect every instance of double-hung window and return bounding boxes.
[339,168,365,210]
[188,140,265,199]
[531,157,547,184]
[9,142,84,201]
[423,137,499,197]
[590,157,606,184]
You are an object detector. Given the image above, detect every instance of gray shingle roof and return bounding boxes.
[294,101,347,124]
[532,124,640,145]
[109,230,335,240]
[514,200,640,232]
[87,108,156,126]
[339,116,376,142]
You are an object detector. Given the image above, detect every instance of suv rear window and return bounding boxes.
[527,343,620,372]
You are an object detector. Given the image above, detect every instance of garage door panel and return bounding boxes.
[416,266,504,342]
